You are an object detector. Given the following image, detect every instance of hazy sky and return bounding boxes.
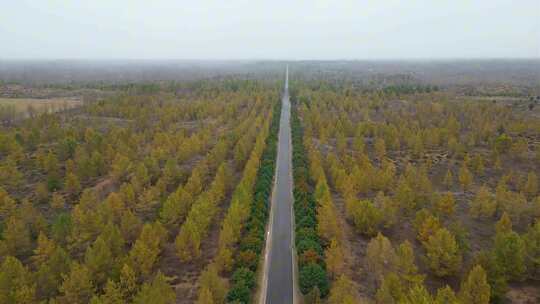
[1,0,539,60]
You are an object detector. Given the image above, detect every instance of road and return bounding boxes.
[261,66,295,304]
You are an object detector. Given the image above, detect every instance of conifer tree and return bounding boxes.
[459,265,490,304]
[424,228,462,277]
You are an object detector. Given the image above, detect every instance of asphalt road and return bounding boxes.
[264,67,294,304]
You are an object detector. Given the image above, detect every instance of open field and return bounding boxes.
[0,97,81,113]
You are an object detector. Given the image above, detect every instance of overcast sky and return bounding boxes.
[1,0,539,60]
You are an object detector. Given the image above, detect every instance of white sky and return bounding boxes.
[1,0,539,59]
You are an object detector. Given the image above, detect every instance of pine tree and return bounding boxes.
[435,285,459,304]
[65,172,81,197]
[120,209,142,243]
[60,262,95,304]
[375,273,404,304]
[395,241,424,288]
[436,192,456,217]
[84,236,114,287]
[133,272,176,304]
[459,265,490,304]
[443,169,454,189]
[523,221,540,280]
[375,138,386,160]
[377,192,398,228]
[458,163,473,192]
[415,211,441,244]
[110,154,131,182]
[401,284,433,304]
[523,171,538,199]
[493,230,526,281]
[119,264,137,302]
[325,238,345,278]
[197,287,214,304]
[395,178,415,212]
[94,279,124,304]
[33,232,56,266]
[495,212,512,235]
[366,233,396,283]
[349,199,381,236]
[198,264,228,304]
[328,275,358,304]
[470,186,496,218]
[424,228,462,277]
[1,215,32,256]
[35,182,49,204]
[0,256,36,304]
[51,192,65,209]
[0,186,16,219]
[175,220,201,262]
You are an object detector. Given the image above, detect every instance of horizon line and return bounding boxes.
[1,57,540,62]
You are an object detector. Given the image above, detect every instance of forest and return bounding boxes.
[0,60,539,304]
[0,77,281,304]
[289,75,539,303]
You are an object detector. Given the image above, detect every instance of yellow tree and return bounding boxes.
[459,265,490,304]
[523,171,538,199]
[458,163,473,192]
[443,169,454,189]
[366,233,396,283]
[0,256,36,304]
[325,238,345,278]
[375,138,387,160]
[328,275,359,304]
[424,228,462,277]
[60,262,95,304]
[51,192,65,210]
[470,185,496,218]
[436,192,456,218]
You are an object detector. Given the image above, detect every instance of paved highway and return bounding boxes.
[261,66,295,304]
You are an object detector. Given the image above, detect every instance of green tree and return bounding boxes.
[299,263,329,297]
[348,199,381,236]
[493,230,526,281]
